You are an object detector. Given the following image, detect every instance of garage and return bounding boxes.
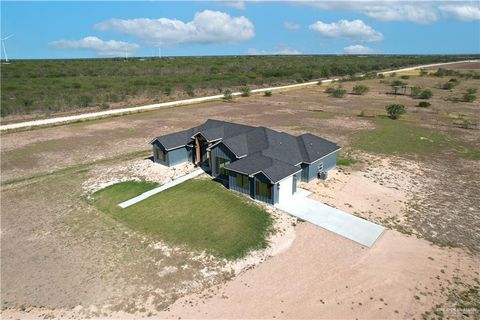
[278,175,294,203]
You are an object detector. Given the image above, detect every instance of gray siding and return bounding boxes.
[301,150,339,182]
[210,143,237,177]
[253,172,275,205]
[153,142,192,167]
[228,171,250,196]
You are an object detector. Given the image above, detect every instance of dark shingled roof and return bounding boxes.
[152,119,340,182]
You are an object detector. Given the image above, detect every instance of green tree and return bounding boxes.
[352,84,369,95]
[264,90,272,97]
[326,86,346,98]
[385,104,406,119]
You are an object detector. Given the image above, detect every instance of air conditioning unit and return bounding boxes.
[318,171,328,180]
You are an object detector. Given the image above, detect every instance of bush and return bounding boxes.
[419,89,433,99]
[163,86,173,96]
[400,75,410,79]
[462,93,477,102]
[223,89,233,101]
[352,84,369,95]
[385,104,406,119]
[419,69,428,76]
[326,86,346,98]
[459,119,477,129]
[78,95,93,108]
[101,102,110,109]
[264,90,272,97]
[184,84,195,97]
[391,80,406,86]
[442,82,456,90]
[389,72,396,77]
[416,101,431,108]
[377,74,385,79]
[240,86,251,97]
[466,88,477,94]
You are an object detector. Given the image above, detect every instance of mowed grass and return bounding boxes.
[91,178,273,259]
[353,118,450,156]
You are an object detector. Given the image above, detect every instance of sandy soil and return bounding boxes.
[157,225,479,319]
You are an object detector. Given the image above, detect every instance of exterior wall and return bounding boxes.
[210,143,237,177]
[253,172,275,205]
[278,176,294,203]
[228,171,250,196]
[301,150,339,182]
[152,142,192,167]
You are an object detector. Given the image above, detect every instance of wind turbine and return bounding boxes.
[1,34,13,63]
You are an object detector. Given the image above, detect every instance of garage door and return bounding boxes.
[278,176,294,203]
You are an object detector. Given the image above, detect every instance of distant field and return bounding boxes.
[1,55,474,118]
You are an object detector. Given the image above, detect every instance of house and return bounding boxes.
[150,119,341,205]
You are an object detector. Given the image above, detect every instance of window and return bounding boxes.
[318,162,324,171]
[256,180,272,199]
[236,174,249,189]
[155,148,165,161]
[216,157,229,176]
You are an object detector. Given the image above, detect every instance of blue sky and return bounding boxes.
[1,1,479,59]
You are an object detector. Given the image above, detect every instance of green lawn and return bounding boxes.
[353,118,450,156]
[91,178,273,259]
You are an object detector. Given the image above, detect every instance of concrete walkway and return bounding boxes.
[275,194,384,247]
[118,169,204,208]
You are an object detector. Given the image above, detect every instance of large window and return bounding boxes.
[236,174,249,189]
[216,157,229,176]
[155,148,165,161]
[256,180,272,199]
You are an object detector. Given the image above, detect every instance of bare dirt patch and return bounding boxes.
[157,225,480,320]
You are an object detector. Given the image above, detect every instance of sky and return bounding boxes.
[1,1,480,59]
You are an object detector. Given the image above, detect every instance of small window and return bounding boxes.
[318,162,324,171]
[236,174,249,189]
[156,148,165,161]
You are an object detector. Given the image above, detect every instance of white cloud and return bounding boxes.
[343,44,376,54]
[223,1,246,10]
[284,21,301,30]
[309,19,383,42]
[246,44,302,55]
[49,36,140,56]
[440,4,480,21]
[297,1,438,24]
[95,10,254,47]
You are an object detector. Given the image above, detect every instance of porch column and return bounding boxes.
[195,136,201,166]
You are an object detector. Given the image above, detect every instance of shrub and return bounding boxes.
[389,72,396,77]
[184,84,195,97]
[163,86,173,96]
[377,74,385,79]
[400,75,410,79]
[416,101,431,108]
[327,86,346,98]
[442,82,455,90]
[419,69,428,76]
[240,86,251,97]
[223,89,233,101]
[462,93,477,102]
[78,95,93,108]
[385,104,406,119]
[459,119,477,129]
[101,102,110,110]
[466,88,477,94]
[352,84,370,95]
[264,90,272,97]
[419,89,433,99]
[391,80,406,86]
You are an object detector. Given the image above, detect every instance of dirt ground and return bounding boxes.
[1,62,479,319]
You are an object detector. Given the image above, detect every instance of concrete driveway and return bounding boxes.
[275,193,384,247]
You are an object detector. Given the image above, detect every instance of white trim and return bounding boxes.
[275,169,302,184]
